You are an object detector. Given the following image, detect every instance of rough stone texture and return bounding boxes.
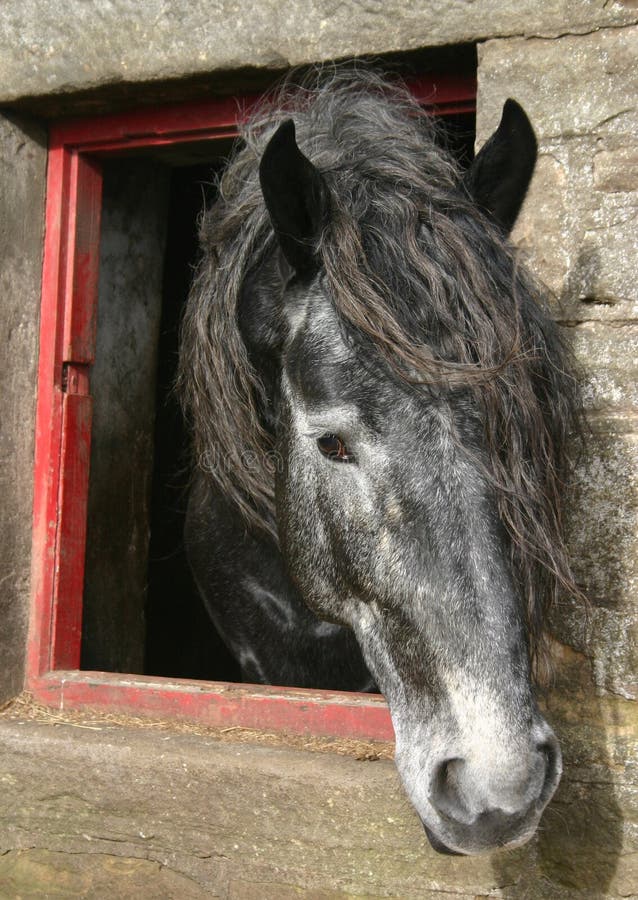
[477,27,638,697]
[0,850,212,900]
[568,322,638,415]
[0,114,47,704]
[556,425,638,699]
[477,27,638,897]
[0,710,636,898]
[0,1,637,107]
[478,27,638,315]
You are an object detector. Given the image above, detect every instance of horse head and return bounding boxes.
[181,77,580,855]
[260,95,561,853]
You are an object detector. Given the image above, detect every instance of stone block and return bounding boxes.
[477,28,638,143]
[0,113,47,703]
[0,712,636,897]
[0,2,636,106]
[553,427,638,699]
[594,145,638,194]
[478,28,638,314]
[477,31,638,706]
[566,321,638,415]
[0,849,215,900]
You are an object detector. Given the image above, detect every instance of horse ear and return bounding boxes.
[259,119,328,276]
[463,99,537,234]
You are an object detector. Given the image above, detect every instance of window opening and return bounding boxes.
[80,106,475,683]
[28,71,476,738]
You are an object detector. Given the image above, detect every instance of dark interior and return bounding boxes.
[144,162,242,681]
[81,105,475,683]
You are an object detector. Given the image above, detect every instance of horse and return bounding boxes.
[178,71,581,856]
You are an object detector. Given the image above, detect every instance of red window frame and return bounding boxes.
[27,75,475,740]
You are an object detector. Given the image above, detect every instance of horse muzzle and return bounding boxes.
[418,728,562,855]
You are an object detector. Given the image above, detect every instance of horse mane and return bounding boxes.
[178,69,583,671]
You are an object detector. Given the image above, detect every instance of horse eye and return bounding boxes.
[317,433,355,463]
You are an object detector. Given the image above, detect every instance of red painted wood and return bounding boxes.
[29,140,101,681]
[51,391,93,670]
[62,155,103,364]
[406,73,476,115]
[28,138,72,679]
[48,73,475,154]
[29,73,476,737]
[30,671,395,742]
[49,95,244,149]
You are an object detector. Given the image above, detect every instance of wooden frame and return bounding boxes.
[28,75,475,741]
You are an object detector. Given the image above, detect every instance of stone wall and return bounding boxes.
[0,113,47,704]
[478,24,638,698]
[0,1,636,897]
[476,24,638,896]
[0,1,637,107]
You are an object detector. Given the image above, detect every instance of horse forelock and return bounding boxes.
[177,69,583,675]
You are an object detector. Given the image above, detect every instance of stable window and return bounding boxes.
[28,75,475,740]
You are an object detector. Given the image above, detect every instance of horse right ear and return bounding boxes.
[463,99,537,234]
[259,119,328,276]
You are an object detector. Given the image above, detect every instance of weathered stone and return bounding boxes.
[477,29,638,709]
[0,113,47,704]
[512,136,638,312]
[567,321,638,415]
[594,145,638,194]
[511,150,571,298]
[227,881,389,899]
[0,2,636,107]
[552,426,638,699]
[478,28,638,313]
[477,28,638,143]
[0,712,635,898]
[0,849,214,900]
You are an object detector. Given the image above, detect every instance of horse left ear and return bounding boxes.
[259,118,328,276]
[463,99,537,234]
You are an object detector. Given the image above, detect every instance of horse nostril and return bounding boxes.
[430,740,560,829]
[430,757,467,821]
[537,741,554,766]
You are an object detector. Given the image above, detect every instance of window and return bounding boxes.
[28,75,475,740]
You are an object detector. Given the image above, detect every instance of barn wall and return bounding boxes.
[0,1,637,897]
[477,26,638,701]
[0,1,636,108]
[474,24,638,896]
[0,113,47,704]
